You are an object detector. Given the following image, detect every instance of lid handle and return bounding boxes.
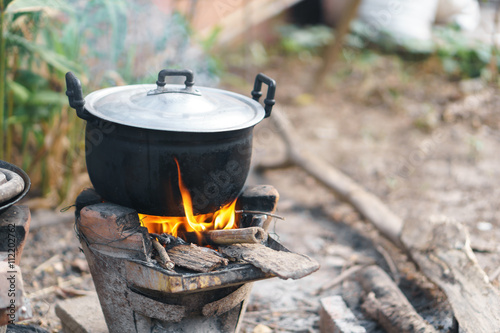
[251,73,276,118]
[148,69,201,96]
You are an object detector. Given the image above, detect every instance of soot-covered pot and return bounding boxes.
[65,69,276,216]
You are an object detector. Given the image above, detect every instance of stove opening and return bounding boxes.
[139,158,238,245]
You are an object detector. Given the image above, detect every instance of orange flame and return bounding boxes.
[139,159,237,244]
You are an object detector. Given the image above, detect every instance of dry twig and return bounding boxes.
[376,245,400,285]
[27,274,91,300]
[33,254,61,274]
[315,264,364,295]
[151,238,175,270]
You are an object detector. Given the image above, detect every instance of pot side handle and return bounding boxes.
[251,73,276,118]
[65,72,93,121]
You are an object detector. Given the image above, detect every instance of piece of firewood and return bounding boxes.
[207,227,268,245]
[151,233,187,247]
[167,244,228,273]
[357,265,438,333]
[237,185,280,231]
[261,109,403,247]
[219,243,319,280]
[402,216,500,333]
[0,168,24,202]
[151,238,174,270]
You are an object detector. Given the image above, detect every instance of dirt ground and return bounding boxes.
[13,52,500,332]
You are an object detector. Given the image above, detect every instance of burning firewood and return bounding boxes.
[151,238,175,270]
[167,244,229,273]
[150,233,187,247]
[206,227,268,245]
[160,227,268,246]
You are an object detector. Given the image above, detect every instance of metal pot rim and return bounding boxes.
[84,84,266,133]
[0,160,31,213]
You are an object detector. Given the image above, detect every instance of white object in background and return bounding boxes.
[357,0,439,43]
[435,0,480,31]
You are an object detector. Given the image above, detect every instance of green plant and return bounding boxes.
[1,0,83,195]
[1,0,222,207]
[434,25,492,78]
[278,24,333,58]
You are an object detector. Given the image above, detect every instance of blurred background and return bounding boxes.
[1,0,500,331]
[0,0,497,209]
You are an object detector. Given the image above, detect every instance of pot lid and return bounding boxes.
[83,69,272,133]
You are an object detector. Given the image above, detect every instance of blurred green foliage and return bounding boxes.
[434,25,493,79]
[278,24,333,58]
[1,0,217,205]
[277,23,499,80]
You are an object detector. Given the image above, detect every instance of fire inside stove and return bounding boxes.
[73,184,319,333]
[139,159,238,244]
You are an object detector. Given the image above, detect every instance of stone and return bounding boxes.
[55,294,107,333]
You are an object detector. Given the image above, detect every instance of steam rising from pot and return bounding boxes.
[70,0,219,88]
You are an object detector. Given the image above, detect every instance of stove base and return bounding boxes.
[74,186,280,333]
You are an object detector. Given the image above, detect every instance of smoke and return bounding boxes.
[68,0,219,88]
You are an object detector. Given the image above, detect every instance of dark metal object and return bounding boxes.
[251,73,276,118]
[0,161,31,213]
[65,72,91,121]
[85,122,252,216]
[235,210,284,220]
[65,70,277,216]
[149,69,199,95]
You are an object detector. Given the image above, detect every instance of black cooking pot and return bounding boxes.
[65,69,276,216]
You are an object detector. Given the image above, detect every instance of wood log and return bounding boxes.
[0,168,24,203]
[151,233,187,247]
[237,185,280,231]
[151,238,174,270]
[219,243,319,280]
[167,244,228,273]
[264,108,403,247]
[402,216,500,333]
[206,227,268,245]
[357,265,438,333]
[237,185,279,214]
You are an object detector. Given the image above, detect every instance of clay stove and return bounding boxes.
[73,186,318,333]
